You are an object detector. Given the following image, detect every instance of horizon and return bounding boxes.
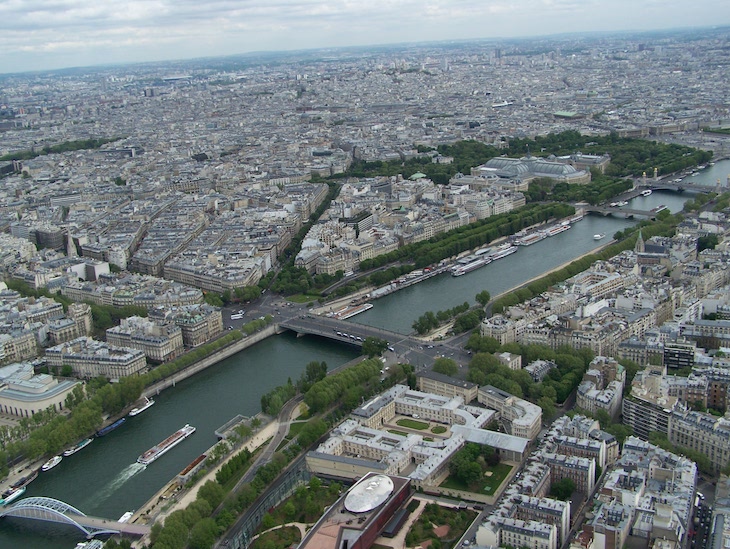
[1,0,729,75]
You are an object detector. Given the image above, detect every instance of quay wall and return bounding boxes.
[142,325,278,399]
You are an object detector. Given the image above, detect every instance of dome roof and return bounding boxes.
[344,474,394,513]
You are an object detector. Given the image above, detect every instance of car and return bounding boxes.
[388,346,395,352]
[427,344,434,349]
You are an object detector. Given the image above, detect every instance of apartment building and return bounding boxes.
[45,336,147,379]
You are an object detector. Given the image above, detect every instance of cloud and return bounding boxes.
[0,0,726,73]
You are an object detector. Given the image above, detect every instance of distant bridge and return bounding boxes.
[0,497,150,538]
[639,180,725,193]
[584,205,664,219]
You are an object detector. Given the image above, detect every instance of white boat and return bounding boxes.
[488,244,518,260]
[641,189,652,196]
[118,511,134,523]
[332,303,373,320]
[63,437,93,457]
[544,224,571,237]
[137,424,196,465]
[452,258,489,277]
[516,232,546,246]
[41,455,62,472]
[1,486,26,505]
[593,233,606,240]
[129,397,155,417]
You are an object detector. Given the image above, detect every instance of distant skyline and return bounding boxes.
[1,0,729,74]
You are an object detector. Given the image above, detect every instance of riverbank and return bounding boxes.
[415,237,617,342]
[491,238,616,302]
[131,418,281,548]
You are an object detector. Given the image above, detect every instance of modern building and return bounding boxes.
[298,473,411,549]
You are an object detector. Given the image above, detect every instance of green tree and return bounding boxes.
[549,478,575,500]
[538,397,556,422]
[475,290,491,307]
[433,357,458,377]
[362,337,389,357]
[198,480,225,509]
[189,518,219,549]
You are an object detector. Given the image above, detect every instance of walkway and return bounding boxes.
[134,399,305,548]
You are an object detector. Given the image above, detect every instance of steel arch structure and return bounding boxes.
[0,496,120,537]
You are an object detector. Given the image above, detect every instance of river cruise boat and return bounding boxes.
[452,258,489,277]
[488,244,518,260]
[137,424,196,466]
[641,189,652,196]
[515,232,546,246]
[544,223,571,237]
[332,303,373,320]
[594,233,606,240]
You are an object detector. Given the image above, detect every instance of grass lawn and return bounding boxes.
[440,463,513,496]
[251,526,301,549]
[388,429,409,436]
[287,294,320,304]
[286,421,307,440]
[431,425,447,434]
[396,418,430,430]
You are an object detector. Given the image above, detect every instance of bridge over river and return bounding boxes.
[584,205,665,218]
[0,497,150,538]
[278,315,410,349]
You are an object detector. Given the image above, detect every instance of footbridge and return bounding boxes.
[0,497,150,538]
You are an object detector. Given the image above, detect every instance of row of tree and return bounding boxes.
[0,137,121,162]
[360,202,575,272]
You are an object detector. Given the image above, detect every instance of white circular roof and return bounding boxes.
[344,474,394,513]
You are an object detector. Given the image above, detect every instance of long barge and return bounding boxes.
[63,438,93,457]
[96,418,126,437]
[137,424,196,466]
[515,232,547,246]
[331,303,374,320]
[452,258,490,277]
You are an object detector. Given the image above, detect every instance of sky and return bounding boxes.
[0,0,728,74]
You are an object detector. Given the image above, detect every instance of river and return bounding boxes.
[2,159,728,548]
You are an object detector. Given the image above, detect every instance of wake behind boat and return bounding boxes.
[137,424,196,466]
[129,397,155,417]
[63,438,93,457]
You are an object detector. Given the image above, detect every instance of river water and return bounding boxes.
[3,160,728,548]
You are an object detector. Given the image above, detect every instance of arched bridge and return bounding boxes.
[0,496,150,538]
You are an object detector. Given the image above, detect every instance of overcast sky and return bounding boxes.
[1,0,728,74]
